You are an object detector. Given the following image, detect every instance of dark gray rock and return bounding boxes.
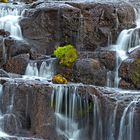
[72,58,107,86]
[20,1,135,54]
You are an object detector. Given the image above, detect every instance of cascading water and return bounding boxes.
[51,83,140,140]
[113,8,140,87]
[118,99,139,140]
[0,4,23,40]
[52,85,90,140]
[0,84,10,138]
[24,58,56,80]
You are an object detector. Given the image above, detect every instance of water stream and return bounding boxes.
[24,58,56,81]
[0,1,140,140]
[0,4,23,40]
[112,8,140,87]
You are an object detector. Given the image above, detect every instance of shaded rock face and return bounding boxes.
[1,80,57,140]
[20,1,135,54]
[78,48,116,71]
[3,54,30,75]
[72,58,107,86]
[119,47,140,89]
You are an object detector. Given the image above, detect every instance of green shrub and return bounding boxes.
[54,44,77,67]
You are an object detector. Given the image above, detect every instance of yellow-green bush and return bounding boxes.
[54,44,77,67]
[52,74,68,84]
[0,0,8,3]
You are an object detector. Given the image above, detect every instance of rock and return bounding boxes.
[3,54,30,75]
[78,48,116,70]
[119,79,135,89]
[119,58,140,89]
[5,39,31,58]
[119,47,140,89]
[72,58,107,86]
[1,79,140,140]
[63,1,136,51]
[20,3,77,55]
[20,1,135,54]
[2,80,57,139]
[0,29,10,37]
[52,74,68,84]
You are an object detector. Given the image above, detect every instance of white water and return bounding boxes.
[92,95,103,140]
[52,85,89,140]
[0,7,22,40]
[108,8,140,87]
[25,58,55,80]
[118,99,139,140]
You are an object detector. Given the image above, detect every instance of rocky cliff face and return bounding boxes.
[1,79,57,140]
[1,79,140,140]
[20,1,136,53]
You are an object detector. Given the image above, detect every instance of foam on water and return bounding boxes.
[0,6,22,40]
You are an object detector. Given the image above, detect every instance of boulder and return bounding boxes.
[1,79,57,139]
[0,29,10,37]
[20,3,80,55]
[20,1,135,54]
[3,54,30,75]
[119,47,140,89]
[72,58,107,86]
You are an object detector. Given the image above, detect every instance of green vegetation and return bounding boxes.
[52,74,68,84]
[54,44,77,67]
[0,0,8,3]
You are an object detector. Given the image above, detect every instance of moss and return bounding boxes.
[129,58,140,86]
[52,74,68,84]
[54,44,77,67]
[0,0,8,3]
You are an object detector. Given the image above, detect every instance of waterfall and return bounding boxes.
[110,8,140,87]
[92,95,103,140]
[52,85,90,140]
[0,84,10,138]
[118,100,139,140]
[25,62,39,77]
[25,58,56,80]
[0,5,22,40]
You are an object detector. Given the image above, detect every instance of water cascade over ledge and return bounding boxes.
[111,8,140,87]
[0,3,23,40]
[0,1,140,140]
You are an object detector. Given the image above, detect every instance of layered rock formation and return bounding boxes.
[20,1,136,53]
[0,79,140,140]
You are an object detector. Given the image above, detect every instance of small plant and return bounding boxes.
[52,74,68,84]
[1,0,8,3]
[54,44,77,67]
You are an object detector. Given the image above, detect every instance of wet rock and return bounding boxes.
[63,1,136,51]
[119,47,140,89]
[3,54,30,75]
[72,58,107,86]
[119,79,135,89]
[0,29,10,37]
[20,3,79,55]
[20,1,135,54]
[5,39,31,58]
[2,80,57,139]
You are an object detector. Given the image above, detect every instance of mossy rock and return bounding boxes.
[52,74,68,84]
[129,58,140,88]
